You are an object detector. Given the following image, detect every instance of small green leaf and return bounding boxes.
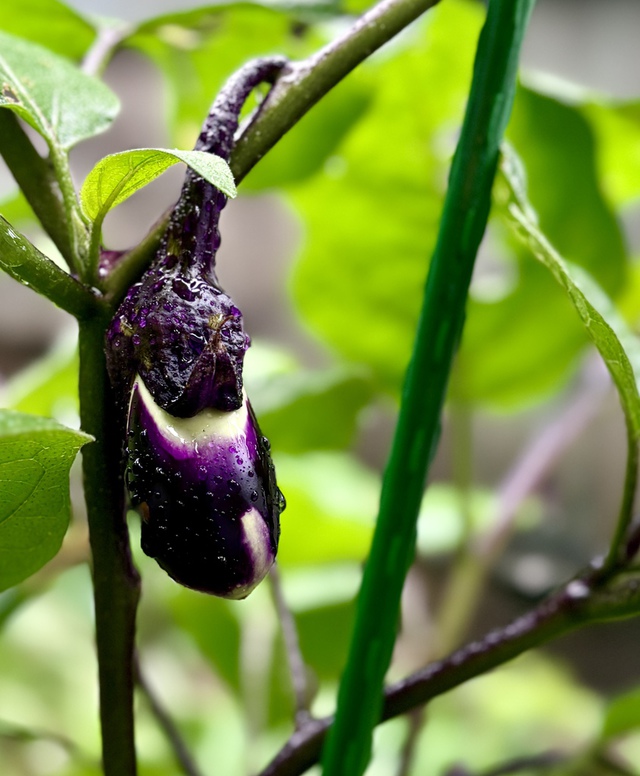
[80,148,236,223]
[0,30,119,151]
[0,410,91,591]
[498,146,640,440]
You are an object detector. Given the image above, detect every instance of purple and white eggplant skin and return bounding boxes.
[105,56,287,419]
[104,58,288,597]
[127,376,283,599]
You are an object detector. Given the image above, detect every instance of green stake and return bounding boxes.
[321,1,536,774]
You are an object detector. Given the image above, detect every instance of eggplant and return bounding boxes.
[105,57,287,598]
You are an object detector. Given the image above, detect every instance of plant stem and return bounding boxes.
[136,660,204,776]
[269,565,312,728]
[0,215,101,318]
[82,22,133,78]
[605,425,639,570]
[78,314,140,776]
[259,562,640,776]
[0,111,75,264]
[320,2,535,775]
[231,0,442,181]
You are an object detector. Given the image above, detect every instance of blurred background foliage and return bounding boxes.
[2,0,640,774]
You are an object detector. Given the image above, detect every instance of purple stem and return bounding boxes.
[163,57,287,280]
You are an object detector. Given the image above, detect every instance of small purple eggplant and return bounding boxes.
[105,58,287,598]
[127,377,283,598]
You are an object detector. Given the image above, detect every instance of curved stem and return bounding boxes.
[320,2,535,774]
[231,0,441,181]
[0,111,74,264]
[605,424,639,570]
[79,313,141,776]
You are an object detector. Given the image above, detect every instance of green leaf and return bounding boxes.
[295,598,356,682]
[0,410,91,591]
[507,85,626,294]
[80,148,236,223]
[127,4,320,146]
[0,189,36,226]
[0,0,97,61]
[602,686,640,741]
[452,83,629,407]
[584,99,640,209]
[292,0,485,396]
[291,2,629,411]
[498,146,640,440]
[0,30,119,151]
[242,77,373,190]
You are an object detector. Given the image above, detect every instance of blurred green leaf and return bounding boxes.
[417,484,508,557]
[453,83,629,406]
[413,652,602,774]
[267,631,295,727]
[0,190,36,227]
[498,146,640,440]
[0,31,119,152]
[292,0,484,395]
[602,687,640,741]
[507,85,626,294]
[169,590,242,694]
[80,148,236,223]
[295,598,355,682]
[584,99,640,209]
[292,1,629,409]
[127,4,318,147]
[0,0,97,61]
[0,411,91,592]
[275,452,377,566]
[251,367,373,454]
[243,77,373,190]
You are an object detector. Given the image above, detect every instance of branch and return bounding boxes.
[230,0,442,181]
[82,23,133,77]
[136,660,204,776]
[0,215,101,319]
[79,315,140,776]
[269,564,313,728]
[0,111,74,264]
[258,563,640,776]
